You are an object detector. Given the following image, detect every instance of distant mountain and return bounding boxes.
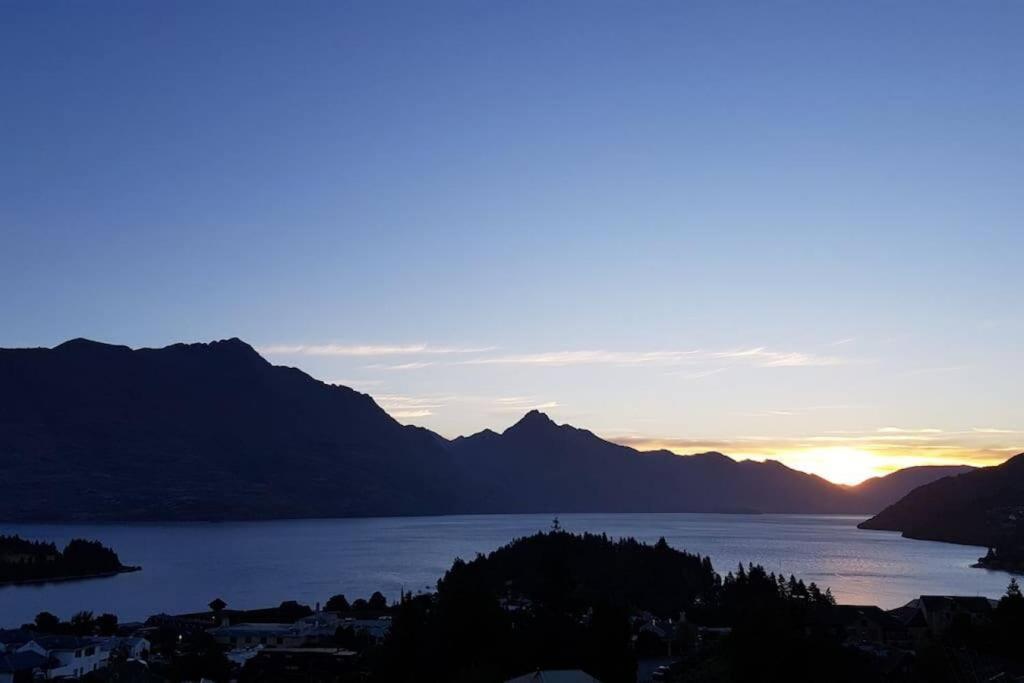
[450,410,971,515]
[850,465,975,514]
[0,338,976,521]
[859,454,1024,547]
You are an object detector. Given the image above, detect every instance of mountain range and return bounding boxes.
[0,338,975,522]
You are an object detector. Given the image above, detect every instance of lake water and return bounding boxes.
[0,514,1013,628]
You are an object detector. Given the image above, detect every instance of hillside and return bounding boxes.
[0,338,974,521]
[850,465,975,513]
[859,454,1024,546]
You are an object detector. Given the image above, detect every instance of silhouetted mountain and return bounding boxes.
[850,465,975,513]
[859,454,1024,546]
[0,338,468,520]
[0,339,976,521]
[449,411,968,515]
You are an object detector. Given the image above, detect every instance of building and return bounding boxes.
[239,647,357,682]
[506,670,603,683]
[336,617,391,643]
[891,596,996,638]
[0,651,49,683]
[808,605,909,648]
[17,636,110,679]
[0,631,32,655]
[207,623,308,649]
[107,636,151,660]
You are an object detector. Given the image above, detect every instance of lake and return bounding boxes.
[0,513,1012,627]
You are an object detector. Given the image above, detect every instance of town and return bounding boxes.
[3,529,1023,682]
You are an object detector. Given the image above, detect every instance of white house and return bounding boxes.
[18,636,110,679]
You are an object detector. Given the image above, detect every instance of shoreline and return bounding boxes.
[0,565,141,587]
[0,510,877,526]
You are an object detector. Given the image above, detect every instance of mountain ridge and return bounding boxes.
[0,338,978,522]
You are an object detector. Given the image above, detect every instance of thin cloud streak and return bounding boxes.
[365,361,436,371]
[259,343,495,356]
[459,347,851,368]
[259,342,853,370]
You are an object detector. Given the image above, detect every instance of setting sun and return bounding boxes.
[759,447,889,486]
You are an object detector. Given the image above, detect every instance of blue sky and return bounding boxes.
[2,1,1022,482]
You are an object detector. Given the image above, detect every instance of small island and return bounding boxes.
[0,534,140,585]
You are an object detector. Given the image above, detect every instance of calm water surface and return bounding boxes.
[0,514,1011,627]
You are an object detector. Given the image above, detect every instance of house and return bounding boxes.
[291,611,343,643]
[808,605,909,648]
[207,623,307,649]
[888,601,930,646]
[107,636,151,660]
[901,596,995,636]
[240,647,357,682]
[506,670,603,683]
[17,636,110,679]
[0,631,32,655]
[336,617,391,642]
[0,651,49,683]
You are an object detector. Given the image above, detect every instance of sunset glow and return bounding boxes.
[605,434,1017,485]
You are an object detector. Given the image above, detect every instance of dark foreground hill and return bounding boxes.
[859,453,1024,547]
[0,338,973,521]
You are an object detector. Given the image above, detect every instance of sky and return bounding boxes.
[2,1,1022,485]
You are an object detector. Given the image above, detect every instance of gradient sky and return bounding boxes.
[3,1,1022,484]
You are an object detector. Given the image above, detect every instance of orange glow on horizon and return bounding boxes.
[617,436,1016,486]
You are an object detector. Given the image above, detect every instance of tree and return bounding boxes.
[325,593,351,612]
[70,610,95,635]
[1006,577,1022,600]
[34,611,60,632]
[368,591,388,611]
[96,613,118,636]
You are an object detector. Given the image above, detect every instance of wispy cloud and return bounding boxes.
[671,367,729,380]
[328,378,383,388]
[460,349,703,367]
[708,348,848,367]
[972,427,1021,434]
[260,341,852,371]
[372,393,564,422]
[459,347,850,368]
[877,427,943,434]
[374,394,451,419]
[492,398,561,412]
[365,361,437,371]
[259,343,495,357]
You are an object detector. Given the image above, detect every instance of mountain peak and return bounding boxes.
[159,338,266,364]
[54,338,130,353]
[503,409,561,436]
[688,451,734,463]
[508,409,556,430]
[208,337,261,356]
